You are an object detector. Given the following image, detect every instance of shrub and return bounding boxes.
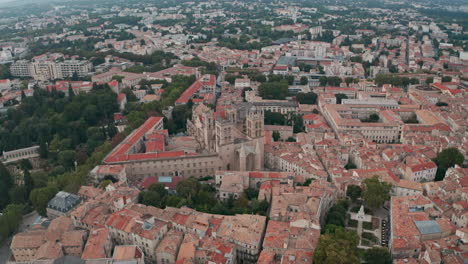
[362,232,378,243]
[363,221,374,230]
[348,219,358,228]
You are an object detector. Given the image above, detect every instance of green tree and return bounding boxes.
[434,148,464,169]
[301,178,313,186]
[19,159,32,171]
[140,191,162,208]
[325,200,349,227]
[300,76,308,85]
[296,92,318,104]
[71,71,79,81]
[0,203,24,242]
[107,122,118,138]
[362,176,392,210]
[313,227,360,264]
[99,179,112,189]
[319,76,328,86]
[9,186,27,204]
[23,169,34,199]
[345,77,355,86]
[0,162,13,209]
[361,113,379,123]
[58,150,77,170]
[149,183,168,197]
[441,76,452,82]
[68,84,75,98]
[272,131,280,142]
[112,75,124,83]
[264,111,286,125]
[344,161,357,170]
[364,247,392,264]
[289,113,304,133]
[176,177,201,200]
[250,199,269,215]
[346,185,362,202]
[29,186,58,216]
[258,80,289,100]
[121,87,138,102]
[335,93,348,104]
[410,78,419,85]
[433,148,465,181]
[244,188,259,200]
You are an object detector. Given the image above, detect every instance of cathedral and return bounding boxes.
[187,103,265,171]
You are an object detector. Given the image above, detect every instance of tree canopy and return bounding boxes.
[313,226,360,264]
[364,247,392,264]
[362,176,392,209]
[139,177,268,216]
[335,93,348,104]
[258,80,289,100]
[0,162,13,209]
[433,147,465,181]
[346,185,362,202]
[296,92,318,104]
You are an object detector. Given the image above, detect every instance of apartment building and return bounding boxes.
[323,104,403,143]
[10,59,92,80]
[403,156,438,182]
[9,60,32,77]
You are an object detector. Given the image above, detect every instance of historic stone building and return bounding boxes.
[187,103,265,172]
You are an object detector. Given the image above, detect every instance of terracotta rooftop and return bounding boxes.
[81,228,110,259]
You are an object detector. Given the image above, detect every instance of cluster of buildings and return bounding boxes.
[10,182,267,264]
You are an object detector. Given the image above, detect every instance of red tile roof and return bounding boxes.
[104,117,164,163]
[175,74,216,104]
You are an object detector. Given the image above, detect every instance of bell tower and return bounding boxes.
[246,106,264,139]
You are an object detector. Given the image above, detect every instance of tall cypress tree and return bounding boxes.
[0,162,13,209]
[23,169,33,200]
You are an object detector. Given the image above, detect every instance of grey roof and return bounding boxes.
[273,38,294,45]
[47,191,81,213]
[277,56,297,66]
[414,220,441,235]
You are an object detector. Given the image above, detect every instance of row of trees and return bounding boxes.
[375,74,420,87]
[319,76,359,87]
[319,76,343,87]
